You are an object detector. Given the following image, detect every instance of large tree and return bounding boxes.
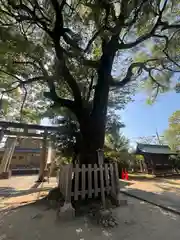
[0,0,180,164]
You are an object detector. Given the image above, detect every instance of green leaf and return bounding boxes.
[1,99,9,114]
[146,98,153,105]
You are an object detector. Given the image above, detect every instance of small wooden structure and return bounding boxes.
[135,143,177,175]
[58,151,120,207]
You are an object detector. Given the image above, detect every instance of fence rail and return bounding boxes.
[58,163,119,206]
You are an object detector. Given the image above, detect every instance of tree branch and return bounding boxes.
[0,69,23,83]
[37,61,81,117]
[126,0,148,27]
[86,73,94,101]
[44,82,82,119]
[7,1,52,35]
[161,23,180,31]
[53,45,82,105]
[84,28,104,53]
[109,62,145,87]
[62,62,82,105]
[13,60,41,70]
[61,48,99,68]
[1,67,79,117]
[1,76,44,94]
[163,52,180,68]
[152,85,160,101]
[50,0,66,40]
[63,32,84,52]
[44,91,76,112]
[7,0,84,110]
[48,0,82,107]
[120,28,160,49]
[118,0,169,49]
[109,58,169,88]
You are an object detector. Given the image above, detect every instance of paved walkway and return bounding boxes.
[120,179,180,214]
[1,195,180,240]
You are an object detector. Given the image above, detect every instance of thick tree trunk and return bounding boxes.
[73,37,118,165]
[71,116,107,202]
[77,50,116,164]
[78,116,106,164]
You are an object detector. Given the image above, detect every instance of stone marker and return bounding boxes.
[58,202,75,221]
[117,193,128,206]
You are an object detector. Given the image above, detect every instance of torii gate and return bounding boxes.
[0,121,63,181]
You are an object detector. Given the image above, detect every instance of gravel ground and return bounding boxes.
[1,176,180,240]
[0,195,180,240]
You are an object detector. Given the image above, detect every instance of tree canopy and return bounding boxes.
[0,0,180,163]
[0,0,179,116]
[164,110,180,150]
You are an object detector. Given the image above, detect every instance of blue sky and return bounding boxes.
[41,90,180,142]
[121,91,180,141]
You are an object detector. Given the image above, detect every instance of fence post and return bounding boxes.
[110,163,116,198]
[97,149,106,206]
[58,164,75,219]
[114,162,120,202]
[104,164,110,195]
[88,164,92,198]
[99,164,106,207]
[66,164,73,202]
[81,164,86,199]
[94,164,98,197]
[59,162,120,207]
[74,164,79,201]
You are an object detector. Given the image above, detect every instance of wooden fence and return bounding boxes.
[58,163,119,206]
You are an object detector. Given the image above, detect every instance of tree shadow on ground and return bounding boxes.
[128,173,180,184]
[154,184,180,196]
[0,186,52,198]
[128,174,158,182]
[121,183,180,216]
[0,199,114,240]
[119,180,134,188]
[159,175,180,180]
[164,179,180,185]
[1,190,180,240]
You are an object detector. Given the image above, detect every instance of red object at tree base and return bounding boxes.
[125,170,128,180]
[121,169,125,179]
